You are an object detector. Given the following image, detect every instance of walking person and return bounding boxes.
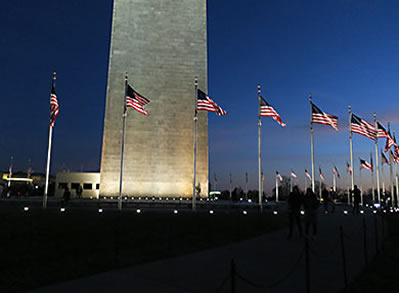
[303,188,319,239]
[352,185,361,215]
[287,185,303,239]
[63,186,71,207]
[322,188,329,213]
[76,184,83,199]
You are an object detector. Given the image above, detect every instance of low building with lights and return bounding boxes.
[55,172,100,198]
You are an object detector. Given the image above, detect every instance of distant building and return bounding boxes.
[55,172,100,198]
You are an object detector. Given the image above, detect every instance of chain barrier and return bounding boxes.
[214,271,231,293]
[308,237,340,260]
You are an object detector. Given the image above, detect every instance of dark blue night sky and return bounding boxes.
[1,0,399,192]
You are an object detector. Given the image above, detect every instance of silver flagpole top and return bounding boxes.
[309,93,312,103]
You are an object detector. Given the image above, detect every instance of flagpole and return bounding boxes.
[304,173,307,191]
[258,85,263,212]
[229,172,232,201]
[8,156,13,190]
[192,77,198,211]
[43,72,56,209]
[118,72,128,211]
[290,173,293,193]
[359,166,363,206]
[371,165,375,203]
[349,105,355,193]
[373,113,381,203]
[275,174,279,202]
[390,150,394,207]
[310,94,315,193]
[395,159,398,208]
[381,149,386,197]
[347,172,350,205]
[333,171,336,192]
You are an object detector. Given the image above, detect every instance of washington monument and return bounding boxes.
[100,0,208,197]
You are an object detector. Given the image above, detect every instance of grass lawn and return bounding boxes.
[0,209,286,292]
[348,215,399,292]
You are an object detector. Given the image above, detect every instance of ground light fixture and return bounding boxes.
[360,210,364,214]
[343,210,348,215]
[273,211,278,215]
[173,210,178,214]
[242,210,247,215]
[24,207,29,212]
[209,210,214,214]
[373,210,377,214]
[98,208,103,213]
[60,207,66,212]
[136,209,141,214]
[300,210,305,215]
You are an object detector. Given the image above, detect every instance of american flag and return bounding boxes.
[346,161,352,174]
[350,114,377,141]
[390,150,399,164]
[385,130,397,152]
[126,84,150,115]
[311,103,338,130]
[259,96,286,127]
[290,171,297,178]
[381,151,390,166]
[377,121,390,138]
[197,89,227,116]
[333,166,340,178]
[305,169,312,180]
[360,158,373,171]
[276,171,283,182]
[319,168,324,181]
[50,76,59,127]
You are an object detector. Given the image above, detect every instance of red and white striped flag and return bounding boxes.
[50,77,59,127]
[126,84,150,115]
[384,129,397,152]
[319,168,324,181]
[276,171,283,182]
[311,103,338,130]
[260,96,286,127]
[351,114,377,141]
[390,150,399,164]
[333,166,340,178]
[381,151,390,166]
[346,161,352,174]
[290,171,297,178]
[305,169,312,181]
[197,89,227,116]
[360,158,373,171]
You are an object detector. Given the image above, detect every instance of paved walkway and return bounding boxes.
[32,209,383,293]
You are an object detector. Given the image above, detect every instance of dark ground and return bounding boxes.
[0,206,286,292]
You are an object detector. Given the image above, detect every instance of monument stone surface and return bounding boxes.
[100,0,208,197]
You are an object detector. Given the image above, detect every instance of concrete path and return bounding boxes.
[32,208,384,293]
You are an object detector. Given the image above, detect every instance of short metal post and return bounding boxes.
[305,237,310,293]
[340,226,348,289]
[231,259,236,293]
[362,218,368,265]
[374,213,379,255]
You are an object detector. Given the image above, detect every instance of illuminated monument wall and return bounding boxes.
[100,0,208,197]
